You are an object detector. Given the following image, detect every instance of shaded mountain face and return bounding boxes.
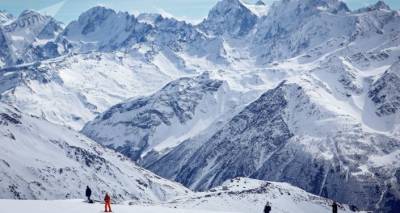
[199,0,258,36]
[145,81,400,211]
[255,0,265,6]
[82,73,241,161]
[0,103,189,201]
[369,62,400,116]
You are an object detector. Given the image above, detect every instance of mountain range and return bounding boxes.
[1,0,399,212]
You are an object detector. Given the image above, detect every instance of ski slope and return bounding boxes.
[0,200,233,213]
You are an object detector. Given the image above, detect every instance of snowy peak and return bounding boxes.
[255,0,266,6]
[62,6,151,51]
[18,9,43,19]
[271,0,349,16]
[0,10,13,25]
[355,0,391,13]
[372,0,391,10]
[75,6,118,35]
[3,9,62,37]
[82,73,227,160]
[0,9,63,66]
[242,0,269,17]
[137,13,163,26]
[200,0,258,36]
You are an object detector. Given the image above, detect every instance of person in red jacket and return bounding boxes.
[104,193,112,212]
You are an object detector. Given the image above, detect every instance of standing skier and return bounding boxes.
[264,202,271,213]
[332,201,338,213]
[85,186,92,203]
[104,193,112,212]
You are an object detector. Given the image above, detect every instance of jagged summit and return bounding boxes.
[200,0,258,36]
[270,0,350,15]
[0,10,13,24]
[137,13,163,25]
[76,6,117,23]
[355,0,391,13]
[374,0,391,10]
[18,9,44,18]
[255,0,265,6]
[82,73,229,160]
[62,6,150,51]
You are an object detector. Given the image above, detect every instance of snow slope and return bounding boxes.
[166,177,360,213]
[0,178,362,213]
[0,103,189,202]
[0,51,195,130]
[0,200,227,213]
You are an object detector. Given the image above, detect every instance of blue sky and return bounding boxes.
[1,0,399,24]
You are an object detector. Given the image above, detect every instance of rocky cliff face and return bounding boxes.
[146,82,400,211]
[199,0,258,37]
[82,73,240,161]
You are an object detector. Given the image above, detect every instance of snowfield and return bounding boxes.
[0,178,361,213]
[0,200,232,213]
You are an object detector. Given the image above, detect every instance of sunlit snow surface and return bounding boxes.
[0,178,361,213]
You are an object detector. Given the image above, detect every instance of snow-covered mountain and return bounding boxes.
[61,6,150,52]
[0,10,13,25]
[145,80,400,211]
[0,10,64,67]
[0,103,189,202]
[199,0,258,37]
[82,72,252,161]
[1,0,400,212]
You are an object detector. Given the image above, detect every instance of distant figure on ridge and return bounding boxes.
[85,186,92,203]
[332,201,338,213]
[264,202,271,213]
[104,193,112,212]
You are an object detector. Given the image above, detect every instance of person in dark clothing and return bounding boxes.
[85,186,92,203]
[332,201,338,213]
[264,202,271,213]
